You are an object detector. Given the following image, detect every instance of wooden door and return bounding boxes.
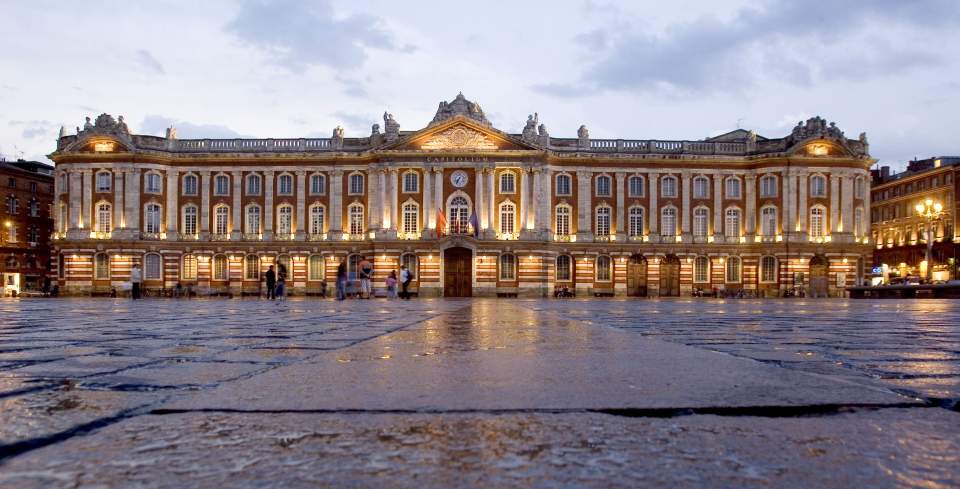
[443,247,473,297]
[809,255,828,297]
[627,255,648,297]
[659,256,680,297]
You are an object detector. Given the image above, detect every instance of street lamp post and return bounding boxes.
[914,198,944,283]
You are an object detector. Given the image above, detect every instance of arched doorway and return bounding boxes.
[660,255,681,297]
[809,254,829,297]
[627,254,648,297]
[443,247,473,297]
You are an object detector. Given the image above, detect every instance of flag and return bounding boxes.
[468,211,479,237]
[436,210,447,237]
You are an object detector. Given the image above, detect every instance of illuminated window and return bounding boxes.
[5,196,18,214]
[401,253,418,280]
[725,256,741,283]
[555,174,572,196]
[309,205,325,235]
[144,253,162,280]
[245,255,260,280]
[693,207,709,237]
[725,208,740,237]
[278,174,293,195]
[595,206,611,236]
[144,203,162,233]
[277,205,293,235]
[403,172,419,193]
[556,255,572,281]
[596,175,611,197]
[213,255,228,281]
[182,205,197,235]
[629,175,645,197]
[214,205,229,235]
[499,254,516,280]
[500,172,516,194]
[760,206,777,236]
[182,254,198,280]
[246,205,261,234]
[596,256,612,281]
[760,256,777,283]
[305,255,323,281]
[348,204,364,234]
[555,205,571,236]
[661,207,677,236]
[310,174,326,195]
[94,253,110,280]
[500,202,516,235]
[96,202,112,233]
[694,256,710,283]
[449,196,469,233]
[810,206,826,237]
[628,206,644,237]
[402,202,419,234]
[693,176,709,199]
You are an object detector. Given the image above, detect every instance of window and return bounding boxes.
[182,254,198,280]
[628,207,644,237]
[449,196,469,233]
[403,172,419,193]
[402,202,419,234]
[725,177,741,199]
[810,175,826,197]
[6,196,18,214]
[29,200,40,217]
[661,207,677,236]
[724,208,740,237]
[810,206,826,237]
[96,171,111,192]
[760,256,777,283]
[7,177,14,188]
[145,173,162,193]
[6,225,16,242]
[500,172,516,194]
[246,205,261,234]
[183,174,198,195]
[309,255,325,281]
[349,173,364,195]
[310,174,326,195]
[94,253,110,280]
[245,255,260,280]
[555,205,571,236]
[277,205,293,235]
[661,176,677,197]
[246,174,261,195]
[854,177,865,199]
[760,206,777,236]
[556,255,572,281]
[144,253,162,280]
[596,175,611,197]
[556,174,572,196]
[96,203,112,233]
[278,174,293,195]
[182,206,197,235]
[348,204,364,234]
[760,175,777,198]
[628,175,645,197]
[500,202,516,235]
[725,256,741,283]
[309,205,325,235]
[144,203,162,233]
[596,256,612,281]
[499,254,516,280]
[214,205,229,235]
[26,227,38,243]
[213,255,228,281]
[694,256,710,283]
[401,253,418,280]
[854,207,864,236]
[693,207,709,237]
[693,176,709,199]
[30,182,37,193]
[214,175,230,196]
[595,206,611,236]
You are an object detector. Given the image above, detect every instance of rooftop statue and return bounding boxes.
[83,117,94,131]
[430,92,490,125]
[522,113,539,142]
[577,125,589,140]
[116,115,129,134]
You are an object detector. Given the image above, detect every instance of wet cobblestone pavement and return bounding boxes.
[0,298,957,488]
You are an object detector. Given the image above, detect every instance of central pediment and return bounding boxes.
[421,125,498,150]
[381,116,540,152]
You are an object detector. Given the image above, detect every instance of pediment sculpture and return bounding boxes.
[421,125,498,150]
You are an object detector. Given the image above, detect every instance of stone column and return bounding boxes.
[745,174,756,235]
[519,168,529,231]
[475,167,485,229]
[124,169,140,233]
[487,168,496,234]
[863,171,871,240]
[615,171,626,239]
[390,168,399,231]
[231,171,242,239]
[681,171,691,234]
[68,170,81,231]
[81,169,92,233]
[263,171,274,238]
[712,175,722,238]
[841,173,854,235]
[649,173,659,236]
[200,171,211,237]
[423,166,434,229]
[330,170,343,233]
[434,167,443,222]
[830,174,841,233]
[576,170,592,238]
[113,170,124,232]
[369,167,382,230]
[295,170,306,239]
[540,168,552,234]
[797,171,808,233]
[782,170,792,236]
[531,168,542,232]
[165,169,178,239]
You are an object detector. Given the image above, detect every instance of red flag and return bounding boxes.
[436,210,447,237]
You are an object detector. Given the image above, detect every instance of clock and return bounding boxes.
[450,170,469,188]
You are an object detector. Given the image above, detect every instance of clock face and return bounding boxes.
[451,170,469,188]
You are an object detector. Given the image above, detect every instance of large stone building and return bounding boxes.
[1,158,55,295]
[50,94,873,297]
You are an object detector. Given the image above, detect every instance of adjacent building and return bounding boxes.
[50,94,873,297]
[1,158,55,295]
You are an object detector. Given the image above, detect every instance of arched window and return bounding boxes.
[246,174,262,195]
[402,201,419,234]
[595,206,611,236]
[182,205,198,235]
[403,171,419,193]
[760,206,777,236]
[628,206,644,237]
[760,175,777,198]
[348,203,364,234]
[214,205,229,235]
[499,253,516,280]
[854,207,864,236]
[760,256,777,283]
[182,254,198,280]
[555,205,571,236]
[214,174,230,196]
[246,205,261,234]
[854,176,865,199]
[96,171,112,192]
[94,252,110,280]
[661,176,677,197]
[810,175,827,197]
[725,177,741,199]
[182,174,198,196]
[28,199,40,217]
[595,175,611,197]
[449,196,470,233]
[141,253,161,281]
[500,171,516,194]
[310,174,326,195]
[213,255,228,281]
[277,174,293,195]
[144,203,162,234]
[5,196,17,215]
[309,205,325,236]
[145,172,162,193]
[596,255,612,281]
[500,201,516,235]
[245,255,260,280]
[693,176,709,199]
[348,173,364,195]
[308,255,325,281]
[556,174,572,196]
[401,253,419,280]
[725,256,741,283]
[556,255,572,281]
[693,207,709,237]
[810,206,826,237]
[96,202,112,233]
[661,207,677,236]
[628,175,645,197]
[724,208,741,237]
[277,205,293,235]
[694,256,710,283]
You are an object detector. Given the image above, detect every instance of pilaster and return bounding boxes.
[745,174,756,235]
[295,170,306,239]
[113,170,124,234]
[830,174,841,234]
[615,171,626,240]
[81,169,92,234]
[680,171,691,235]
[231,171,242,240]
[649,173,659,236]
[165,169,178,240]
[263,170,274,239]
[576,170,592,240]
[712,175,722,240]
[329,170,343,233]
[124,169,140,234]
[199,170,211,238]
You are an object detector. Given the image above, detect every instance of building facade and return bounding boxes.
[1,159,55,295]
[871,157,960,282]
[50,95,873,297]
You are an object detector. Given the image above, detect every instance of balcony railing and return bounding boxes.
[496,232,519,240]
[594,234,613,242]
[307,233,328,241]
[209,233,231,241]
[140,232,164,240]
[397,231,421,240]
[242,233,262,241]
[274,233,295,241]
[90,231,111,240]
[179,233,200,241]
[554,234,573,242]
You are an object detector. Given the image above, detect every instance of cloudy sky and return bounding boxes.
[2,0,958,171]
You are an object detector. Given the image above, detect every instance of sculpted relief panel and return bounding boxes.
[420,126,498,151]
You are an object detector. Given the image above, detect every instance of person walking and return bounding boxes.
[265,265,277,300]
[385,271,398,299]
[400,265,413,300]
[130,264,143,300]
[336,260,347,301]
[358,256,373,299]
[275,273,286,302]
